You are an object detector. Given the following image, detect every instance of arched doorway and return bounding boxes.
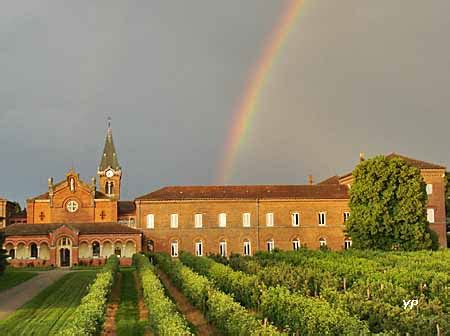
[60,248,70,267]
[58,237,72,267]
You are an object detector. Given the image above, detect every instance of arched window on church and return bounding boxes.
[92,242,100,257]
[30,243,38,258]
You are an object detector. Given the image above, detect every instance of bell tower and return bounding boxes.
[98,118,122,200]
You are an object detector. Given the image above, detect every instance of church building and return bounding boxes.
[1,123,447,267]
[2,123,142,267]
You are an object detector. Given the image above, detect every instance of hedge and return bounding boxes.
[133,253,193,335]
[155,253,284,336]
[59,255,119,336]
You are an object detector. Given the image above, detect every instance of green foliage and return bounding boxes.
[261,286,370,335]
[346,155,435,251]
[236,250,450,335]
[0,269,37,292]
[59,255,119,336]
[180,251,261,308]
[0,271,97,335]
[180,252,370,335]
[0,233,8,275]
[133,253,193,335]
[155,253,284,336]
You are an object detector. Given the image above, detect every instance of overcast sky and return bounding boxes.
[2,1,450,205]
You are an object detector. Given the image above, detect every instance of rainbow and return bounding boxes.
[218,0,305,184]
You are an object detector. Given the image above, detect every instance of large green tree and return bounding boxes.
[345,155,436,250]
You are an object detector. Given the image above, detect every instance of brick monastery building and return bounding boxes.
[1,124,447,267]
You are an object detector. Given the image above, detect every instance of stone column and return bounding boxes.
[37,246,40,259]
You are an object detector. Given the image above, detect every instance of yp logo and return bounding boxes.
[403,299,418,309]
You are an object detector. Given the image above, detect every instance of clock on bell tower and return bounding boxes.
[97,118,122,200]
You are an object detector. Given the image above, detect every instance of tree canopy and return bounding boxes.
[345,155,436,251]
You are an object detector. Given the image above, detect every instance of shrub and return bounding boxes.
[133,253,192,335]
[58,255,119,336]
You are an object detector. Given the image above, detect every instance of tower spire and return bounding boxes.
[98,118,120,172]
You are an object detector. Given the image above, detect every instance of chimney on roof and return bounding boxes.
[359,152,365,162]
[308,175,313,185]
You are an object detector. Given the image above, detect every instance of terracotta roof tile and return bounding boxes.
[317,176,340,185]
[385,153,446,169]
[136,185,349,201]
[4,223,141,236]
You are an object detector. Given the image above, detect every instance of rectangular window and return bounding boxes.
[318,212,326,226]
[267,240,274,252]
[171,241,179,257]
[243,241,251,256]
[427,208,435,223]
[194,214,203,228]
[170,214,178,228]
[292,239,300,251]
[195,241,203,256]
[426,184,433,195]
[291,212,300,227]
[218,213,227,228]
[243,213,251,227]
[343,212,350,222]
[219,241,227,257]
[266,213,274,227]
[146,214,154,229]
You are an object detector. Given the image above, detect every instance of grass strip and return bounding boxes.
[0,270,37,292]
[0,271,97,336]
[116,268,145,336]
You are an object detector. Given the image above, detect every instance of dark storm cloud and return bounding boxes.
[1,1,449,205]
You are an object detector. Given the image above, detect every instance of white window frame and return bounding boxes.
[146,214,154,229]
[318,212,327,226]
[170,214,179,229]
[219,241,227,257]
[266,213,274,227]
[267,239,274,252]
[427,208,435,223]
[426,184,433,195]
[243,240,251,256]
[243,213,251,227]
[292,239,301,251]
[194,214,203,228]
[291,212,300,227]
[218,213,227,228]
[343,211,350,222]
[319,238,327,247]
[344,239,352,250]
[195,240,203,256]
[171,241,179,257]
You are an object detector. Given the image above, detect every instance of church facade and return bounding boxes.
[1,125,447,267]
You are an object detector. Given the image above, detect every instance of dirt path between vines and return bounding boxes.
[101,272,122,336]
[156,269,218,336]
[133,271,153,336]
